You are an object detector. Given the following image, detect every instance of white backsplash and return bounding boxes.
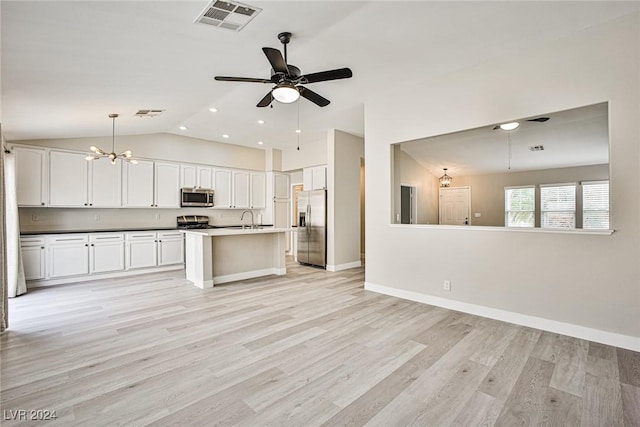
[19,207,265,233]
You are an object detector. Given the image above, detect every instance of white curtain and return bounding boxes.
[4,151,27,298]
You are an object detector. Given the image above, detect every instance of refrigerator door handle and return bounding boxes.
[307,204,311,234]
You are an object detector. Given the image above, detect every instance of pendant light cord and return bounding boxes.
[507,132,512,170]
[297,102,300,151]
[111,115,116,154]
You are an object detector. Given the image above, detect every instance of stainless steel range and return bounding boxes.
[176,215,210,229]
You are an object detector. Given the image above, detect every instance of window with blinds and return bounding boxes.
[505,186,535,227]
[583,181,609,230]
[540,183,576,228]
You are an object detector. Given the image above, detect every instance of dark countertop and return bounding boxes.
[20,227,179,236]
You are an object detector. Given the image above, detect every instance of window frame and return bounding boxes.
[582,180,610,230]
[504,185,536,228]
[540,182,577,229]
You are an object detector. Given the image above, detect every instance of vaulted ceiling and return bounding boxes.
[2,1,638,150]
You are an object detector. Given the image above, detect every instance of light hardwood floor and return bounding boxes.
[1,259,639,426]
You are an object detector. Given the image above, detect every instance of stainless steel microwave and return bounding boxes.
[181,188,214,207]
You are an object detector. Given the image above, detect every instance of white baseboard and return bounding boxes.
[213,267,286,285]
[326,261,362,272]
[364,282,640,352]
[28,265,185,288]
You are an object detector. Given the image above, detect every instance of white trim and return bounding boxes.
[388,223,614,235]
[27,264,184,287]
[364,281,640,352]
[326,261,362,272]
[213,267,286,285]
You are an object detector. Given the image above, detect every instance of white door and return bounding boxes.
[91,158,122,207]
[123,160,155,207]
[233,171,250,209]
[180,164,197,188]
[48,243,90,278]
[274,173,290,199]
[439,187,471,225]
[250,173,266,209]
[126,239,157,269]
[157,238,184,266]
[49,151,89,207]
[22,245,46,280]
[155,162,180,208]
[197,166,213,189]
[14,146,48,207]
[214,169,232,208]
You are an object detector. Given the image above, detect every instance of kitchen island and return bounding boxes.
[181,227,289,288]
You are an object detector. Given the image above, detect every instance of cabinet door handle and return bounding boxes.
[90,203,93,206]
[40,246,44,250]
[159,240,162,242]
[84,203,88,206]
[84,244,88,247]
[41,202,45,206]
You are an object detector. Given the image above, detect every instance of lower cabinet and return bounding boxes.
[20,237,46,280]
[126,231,185,270]
[46,235,90,279]
[157,231,185,266]
[90,234,125,274]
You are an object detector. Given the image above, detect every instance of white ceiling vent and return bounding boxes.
[194,1,261,32]
[529,145,545,152]
[135,109,165,118]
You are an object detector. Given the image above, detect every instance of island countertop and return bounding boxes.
[180,227,291,237]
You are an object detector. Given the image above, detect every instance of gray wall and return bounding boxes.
[365,12,640,344]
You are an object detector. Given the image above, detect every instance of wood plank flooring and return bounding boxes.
[1,259,638,426]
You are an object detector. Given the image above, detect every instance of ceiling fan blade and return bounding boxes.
[298,86,330,107]
[527,117,550,122]
[256,91,273,108]
[262,47,289,74]
[301,68,353,84]
[215,76,272,83]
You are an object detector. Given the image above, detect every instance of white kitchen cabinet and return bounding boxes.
[214,169,232,208]
[49,150,89,207]
[125,232,158,270]
[197,166,213,189]
[303,166,327,190]
[13,146,48,207]
[250,173,266,209]
[47,234,90,279]
[274,173,290,199]
[180,164,197,188]
[233,171,250,209]
[157,231,184,266]
[90,234,125,274]
[90,159,122,207]
[20,237,46,280]
[154,162,180,208]
[123,160,155,207]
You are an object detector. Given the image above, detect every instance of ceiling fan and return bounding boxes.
[214,32,352,108]
[493,117,550,130]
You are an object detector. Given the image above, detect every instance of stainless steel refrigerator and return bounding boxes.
[297,189,326,268]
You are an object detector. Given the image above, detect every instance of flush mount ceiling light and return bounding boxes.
[209,107,218,113]
[439,168,452,188]
[258,141,264,145]
[179,125,188,130]
[222,134,229,138]
[86,114,137,165]
[272,81,300,104]
[499,122,520,131]
[257,119,264,124]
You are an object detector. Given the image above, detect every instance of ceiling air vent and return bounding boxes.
[135,109,165,118]
[194,1,261,32]
[529,145,545,152]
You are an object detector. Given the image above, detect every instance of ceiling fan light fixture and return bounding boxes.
[499,122,520,131]
[272,82,299,104]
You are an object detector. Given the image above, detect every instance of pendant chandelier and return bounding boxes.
[439,168,452,187]
[86,114,137,165]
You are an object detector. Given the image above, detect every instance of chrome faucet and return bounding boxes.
[240,210,254,229]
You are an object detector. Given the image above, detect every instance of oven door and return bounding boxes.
[181,189,212,207]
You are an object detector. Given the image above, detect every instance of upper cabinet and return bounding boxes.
[233,171,250,209]
[90,158,122,207]
[274,173,290,200]
[250,173,266,209]
[123,160,155,207]
[14,146,48,207]
[154,162,180,208]
[303,165,327,190]
[180,164,197,188]
[197,166,213,189]
[214,169,232,208]
[49,150,89,207]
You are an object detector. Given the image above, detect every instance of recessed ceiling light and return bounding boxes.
[209,107,218,113]
[257,120,264,124]
[499,122,520,131]
[258,141,264,145]
[179,125,188,130]
[222,134,229,138]
[295,129,302,134]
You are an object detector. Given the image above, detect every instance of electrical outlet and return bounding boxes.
[155,213,161,220]
[31,214,40,222]
[94,214,101,221]
[443,280,451,291]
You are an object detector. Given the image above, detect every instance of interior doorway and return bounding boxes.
[439,186,471,225]
[400,185,416,224]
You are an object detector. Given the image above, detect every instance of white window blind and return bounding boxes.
[583,181,609,230]
[541,183,576,228]
[505,186,535,227]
